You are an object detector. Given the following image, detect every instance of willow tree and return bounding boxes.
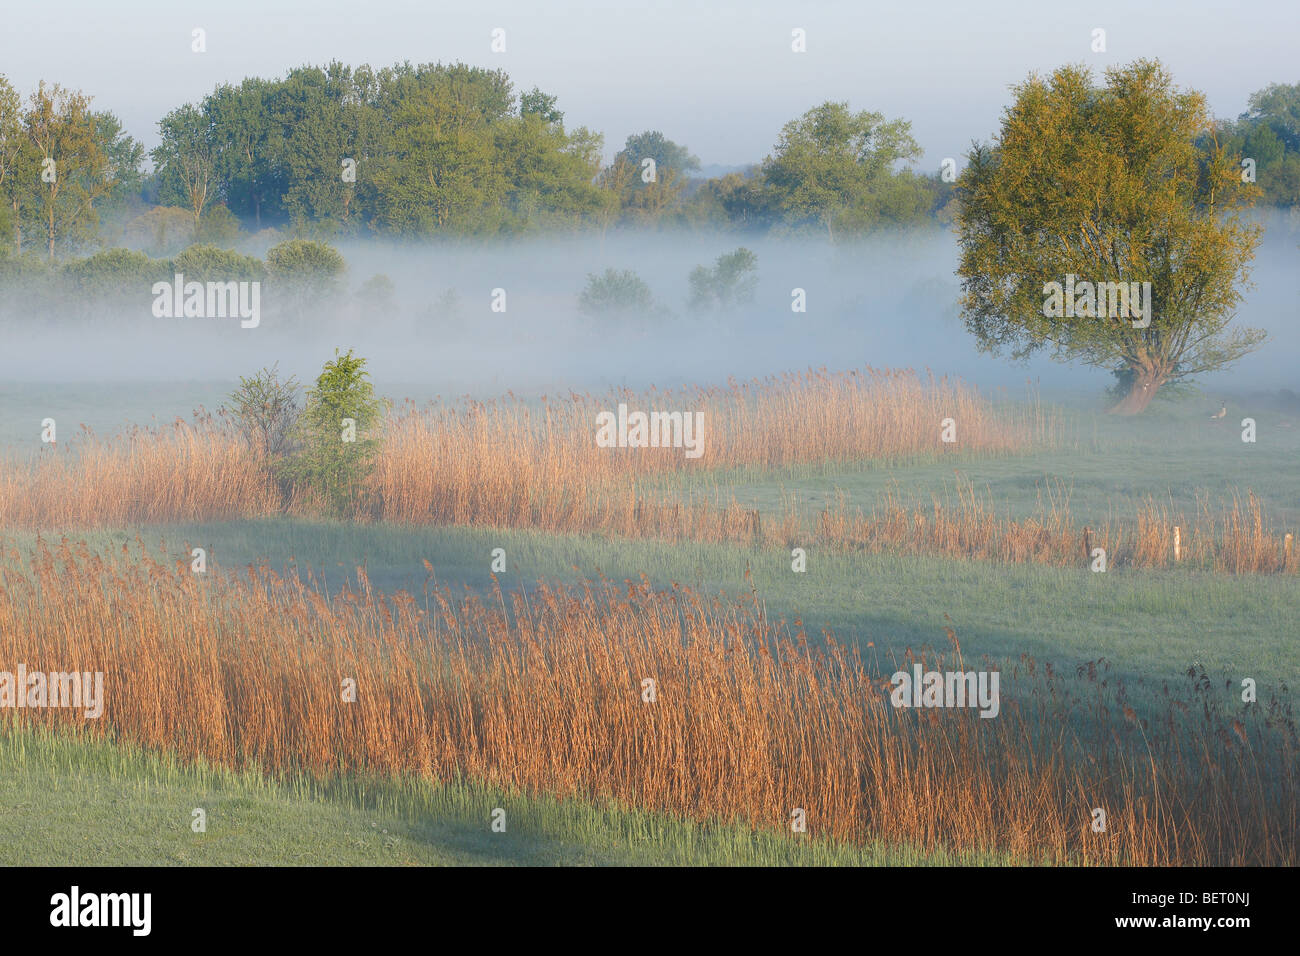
[956,60,1264,414]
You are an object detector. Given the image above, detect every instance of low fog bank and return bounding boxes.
[1,219,1295,418]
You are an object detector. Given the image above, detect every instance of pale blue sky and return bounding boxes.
[2,0,1296,168]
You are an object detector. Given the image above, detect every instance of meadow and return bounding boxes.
[1,369,1296,866]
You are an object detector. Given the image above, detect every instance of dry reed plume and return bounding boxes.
[1,537,1294,864]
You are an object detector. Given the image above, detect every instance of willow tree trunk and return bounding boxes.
[1108,366,1166,415]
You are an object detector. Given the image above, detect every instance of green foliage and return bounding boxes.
[600,131,699,227]
[265,239,346,286]
[153,103,215,227]
[225,362,302,461]
[169,61,602,237]
[172,243,264,281]
[615,130,699,178]
[121,206,195,256]
[688,248,758,311]
[16,82,119,259]
[90,111,145,218]
[195,204,242,247]
[4,63,962,246]
[578,268,658,320]
[282,349,388,515]
[273,64,377,235]
[494,115,604,230]
[0,75,21,254]
[1208,82,1300,207]
[760,101,923,241]
[14,60,1299,257]
[685,169,775,232]
[202,77,287,229]
[60,248,169,292]
[0,249,54,283]
[368,102,505,235]
[520,87,563,125]
[956,59,1265,413]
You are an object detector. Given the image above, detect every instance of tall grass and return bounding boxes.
[0,367,1041,526]
[1,368,1291,572]
[810,480,1298,574]
[369,367,1050,526]
[1,537,1294,864]
[0,414,278,527]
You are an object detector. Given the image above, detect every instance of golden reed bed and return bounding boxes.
[0,537,1294,864]
[0,367,1034,524]
[0,366,1291,572]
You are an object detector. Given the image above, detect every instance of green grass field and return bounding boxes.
[646,390,1300,530]
[0,724,1021,866]
[20,512,1296,689]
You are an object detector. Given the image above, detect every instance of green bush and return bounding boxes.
[279,349,388,516]
[60,249,170,293]
[173,244,264,282]
[688,247,758,311]
[195,204,243,247]
[578,268,658,320]
[0,252,55,292]
[265,239,346,286]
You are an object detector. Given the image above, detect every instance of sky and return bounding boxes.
[3,0,1298,168]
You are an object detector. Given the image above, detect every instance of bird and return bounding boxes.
[1209,402,1227,420]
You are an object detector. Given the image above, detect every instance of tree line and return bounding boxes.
[0,61,1020,256]
[1,61,1295,262]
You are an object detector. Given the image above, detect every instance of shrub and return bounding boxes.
[194,204,243,247]
[0,251,56,286]
[172,244,264,282]
[688,247,758,311]
[225,363,302,461]
[265,239,346,287]
[60,248,170,293]
[280,349,388,515]
[578,268,658,320]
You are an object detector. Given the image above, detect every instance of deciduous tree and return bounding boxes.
[956,60,1264,414]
